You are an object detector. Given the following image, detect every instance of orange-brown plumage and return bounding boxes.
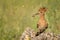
[32,7,48,36]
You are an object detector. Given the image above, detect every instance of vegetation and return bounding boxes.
[0,0,60,40]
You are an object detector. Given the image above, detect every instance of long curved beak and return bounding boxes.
[32,13,39,17]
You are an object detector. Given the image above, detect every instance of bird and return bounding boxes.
[32,7,48,36]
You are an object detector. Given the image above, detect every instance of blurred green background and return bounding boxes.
[0,0,60,40]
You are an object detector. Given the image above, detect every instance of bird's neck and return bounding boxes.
[39,14,45,20]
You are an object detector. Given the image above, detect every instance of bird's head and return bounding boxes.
[32,7,47,17]
[38,7,47,15]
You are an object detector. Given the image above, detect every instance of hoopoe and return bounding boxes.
[32,7,48,36]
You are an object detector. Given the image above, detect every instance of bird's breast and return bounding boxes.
[37,19,48,28]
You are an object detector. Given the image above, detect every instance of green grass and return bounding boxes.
[0,0,60,40]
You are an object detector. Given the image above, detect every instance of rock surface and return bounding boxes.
[20,27,60,40]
